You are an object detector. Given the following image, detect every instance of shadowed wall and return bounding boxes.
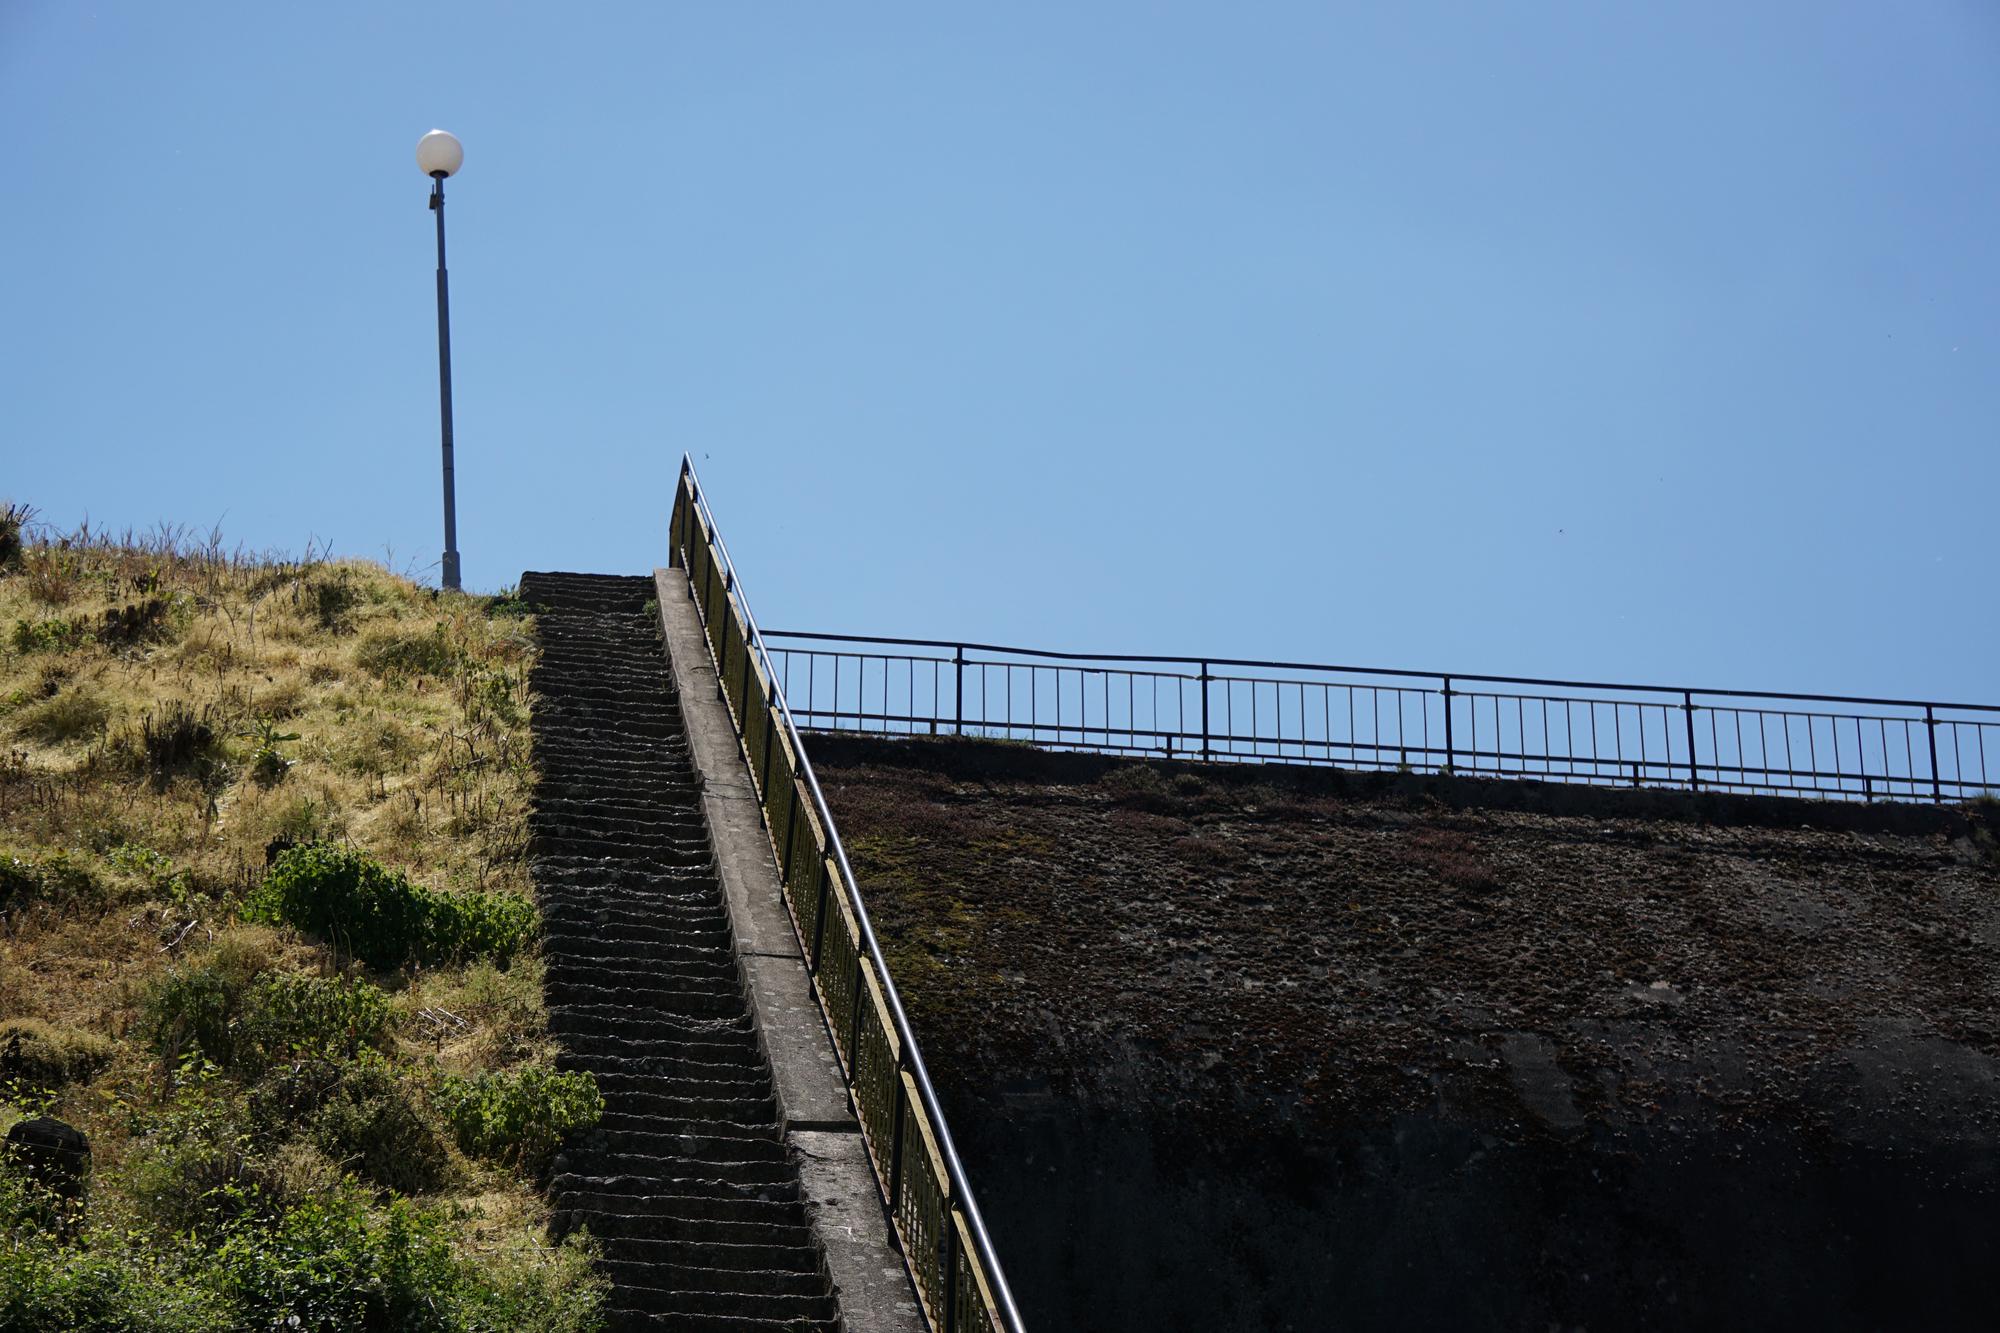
[812,735,2000,1332]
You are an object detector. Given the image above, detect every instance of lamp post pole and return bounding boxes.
[416,130,465,591]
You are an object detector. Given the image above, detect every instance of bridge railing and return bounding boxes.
[667,459,1023,1333]
[759,632,2000,805]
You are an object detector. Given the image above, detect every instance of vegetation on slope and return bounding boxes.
[0,504,603,1330]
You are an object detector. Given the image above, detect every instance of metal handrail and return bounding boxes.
[764,630,2000,716]
[759,631,1998,805]
[666,457,1025,1333]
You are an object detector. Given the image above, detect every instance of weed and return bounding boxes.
[9,616,87,655]
[436,1065,602,1177]
[0,501,30,570]
[140,701,219,778]
[0,848,104,913]
[1400,827,1502,893]
[250,843,534,970]
[240,717,300,786]
[307,1050,451,1194]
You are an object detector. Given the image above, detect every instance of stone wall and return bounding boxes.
[812,735,2000,1331]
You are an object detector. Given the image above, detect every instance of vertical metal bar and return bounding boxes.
[1683,691,1700,791]
[808,859,830,972]
[780,781,800,883]
[888,1071,907,1220]
[1200,663,1211,760]
[954,646,965,735]
[1927,707,1942,801]
[940,1203,961,1333]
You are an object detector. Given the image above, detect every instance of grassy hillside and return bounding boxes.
[0,506,604,1330]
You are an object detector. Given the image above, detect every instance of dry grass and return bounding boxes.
[0,510,592,1319]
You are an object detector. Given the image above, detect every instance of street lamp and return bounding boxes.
[416,129,465,591]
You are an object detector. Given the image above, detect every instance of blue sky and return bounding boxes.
[4,2,1995,701]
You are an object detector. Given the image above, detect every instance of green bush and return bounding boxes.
[0,1231,222,1333]
[8,617,86,655]
[306,1051,450,1195]
[244,973,391,1064]
[436,1065,602,1177]
[210,1191,605,1332]
[249,843,534,971]
[141,964,390,1076]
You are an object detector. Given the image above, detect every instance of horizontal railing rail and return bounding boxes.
[667,461,1023,1333]
[762,632,2000,805]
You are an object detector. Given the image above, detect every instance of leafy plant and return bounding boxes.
[8,617,86,655]
[239,717,300,786]
[141,963,390,1076]
[307,1050,450,1195]
[248,843,534,970]
[435,1065,602,1177]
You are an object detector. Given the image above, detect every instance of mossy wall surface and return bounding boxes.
[814,735,2000,1332]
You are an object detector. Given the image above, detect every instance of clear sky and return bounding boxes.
[4,2,1995,702]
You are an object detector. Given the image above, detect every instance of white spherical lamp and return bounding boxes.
[416,129,464,178]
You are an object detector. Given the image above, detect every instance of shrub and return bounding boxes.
[308,574,363,633]
[208,1193,458,1330]
[250,844,534,971]
[0,1226,222,1332]
[307,1051,450,1195]
[141,963,389,1076]
[0,502,28,571]
[435,1065,602,1177]
[8,617,86,655]
[243,974,391,1066]
[139,966,248,1070]
[0,1019,114,1092]
[139,702,219,778]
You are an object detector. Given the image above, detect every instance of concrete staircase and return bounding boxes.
[522,571,841,1333]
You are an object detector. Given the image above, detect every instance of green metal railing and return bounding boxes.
[667,457,1021,1333]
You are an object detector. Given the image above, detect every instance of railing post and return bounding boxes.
[940,1203,961,1333]
[1200,662,1211,761]
[847,964,866,1071]
[780,784,800,884]
[1926,706,1942,803]
[760,706,774,807]
[888,1061,907,1214]
[1683,691,1700,792]
[1441,676,1454,773]
[809,860,830,972]
[954,645,965,736]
